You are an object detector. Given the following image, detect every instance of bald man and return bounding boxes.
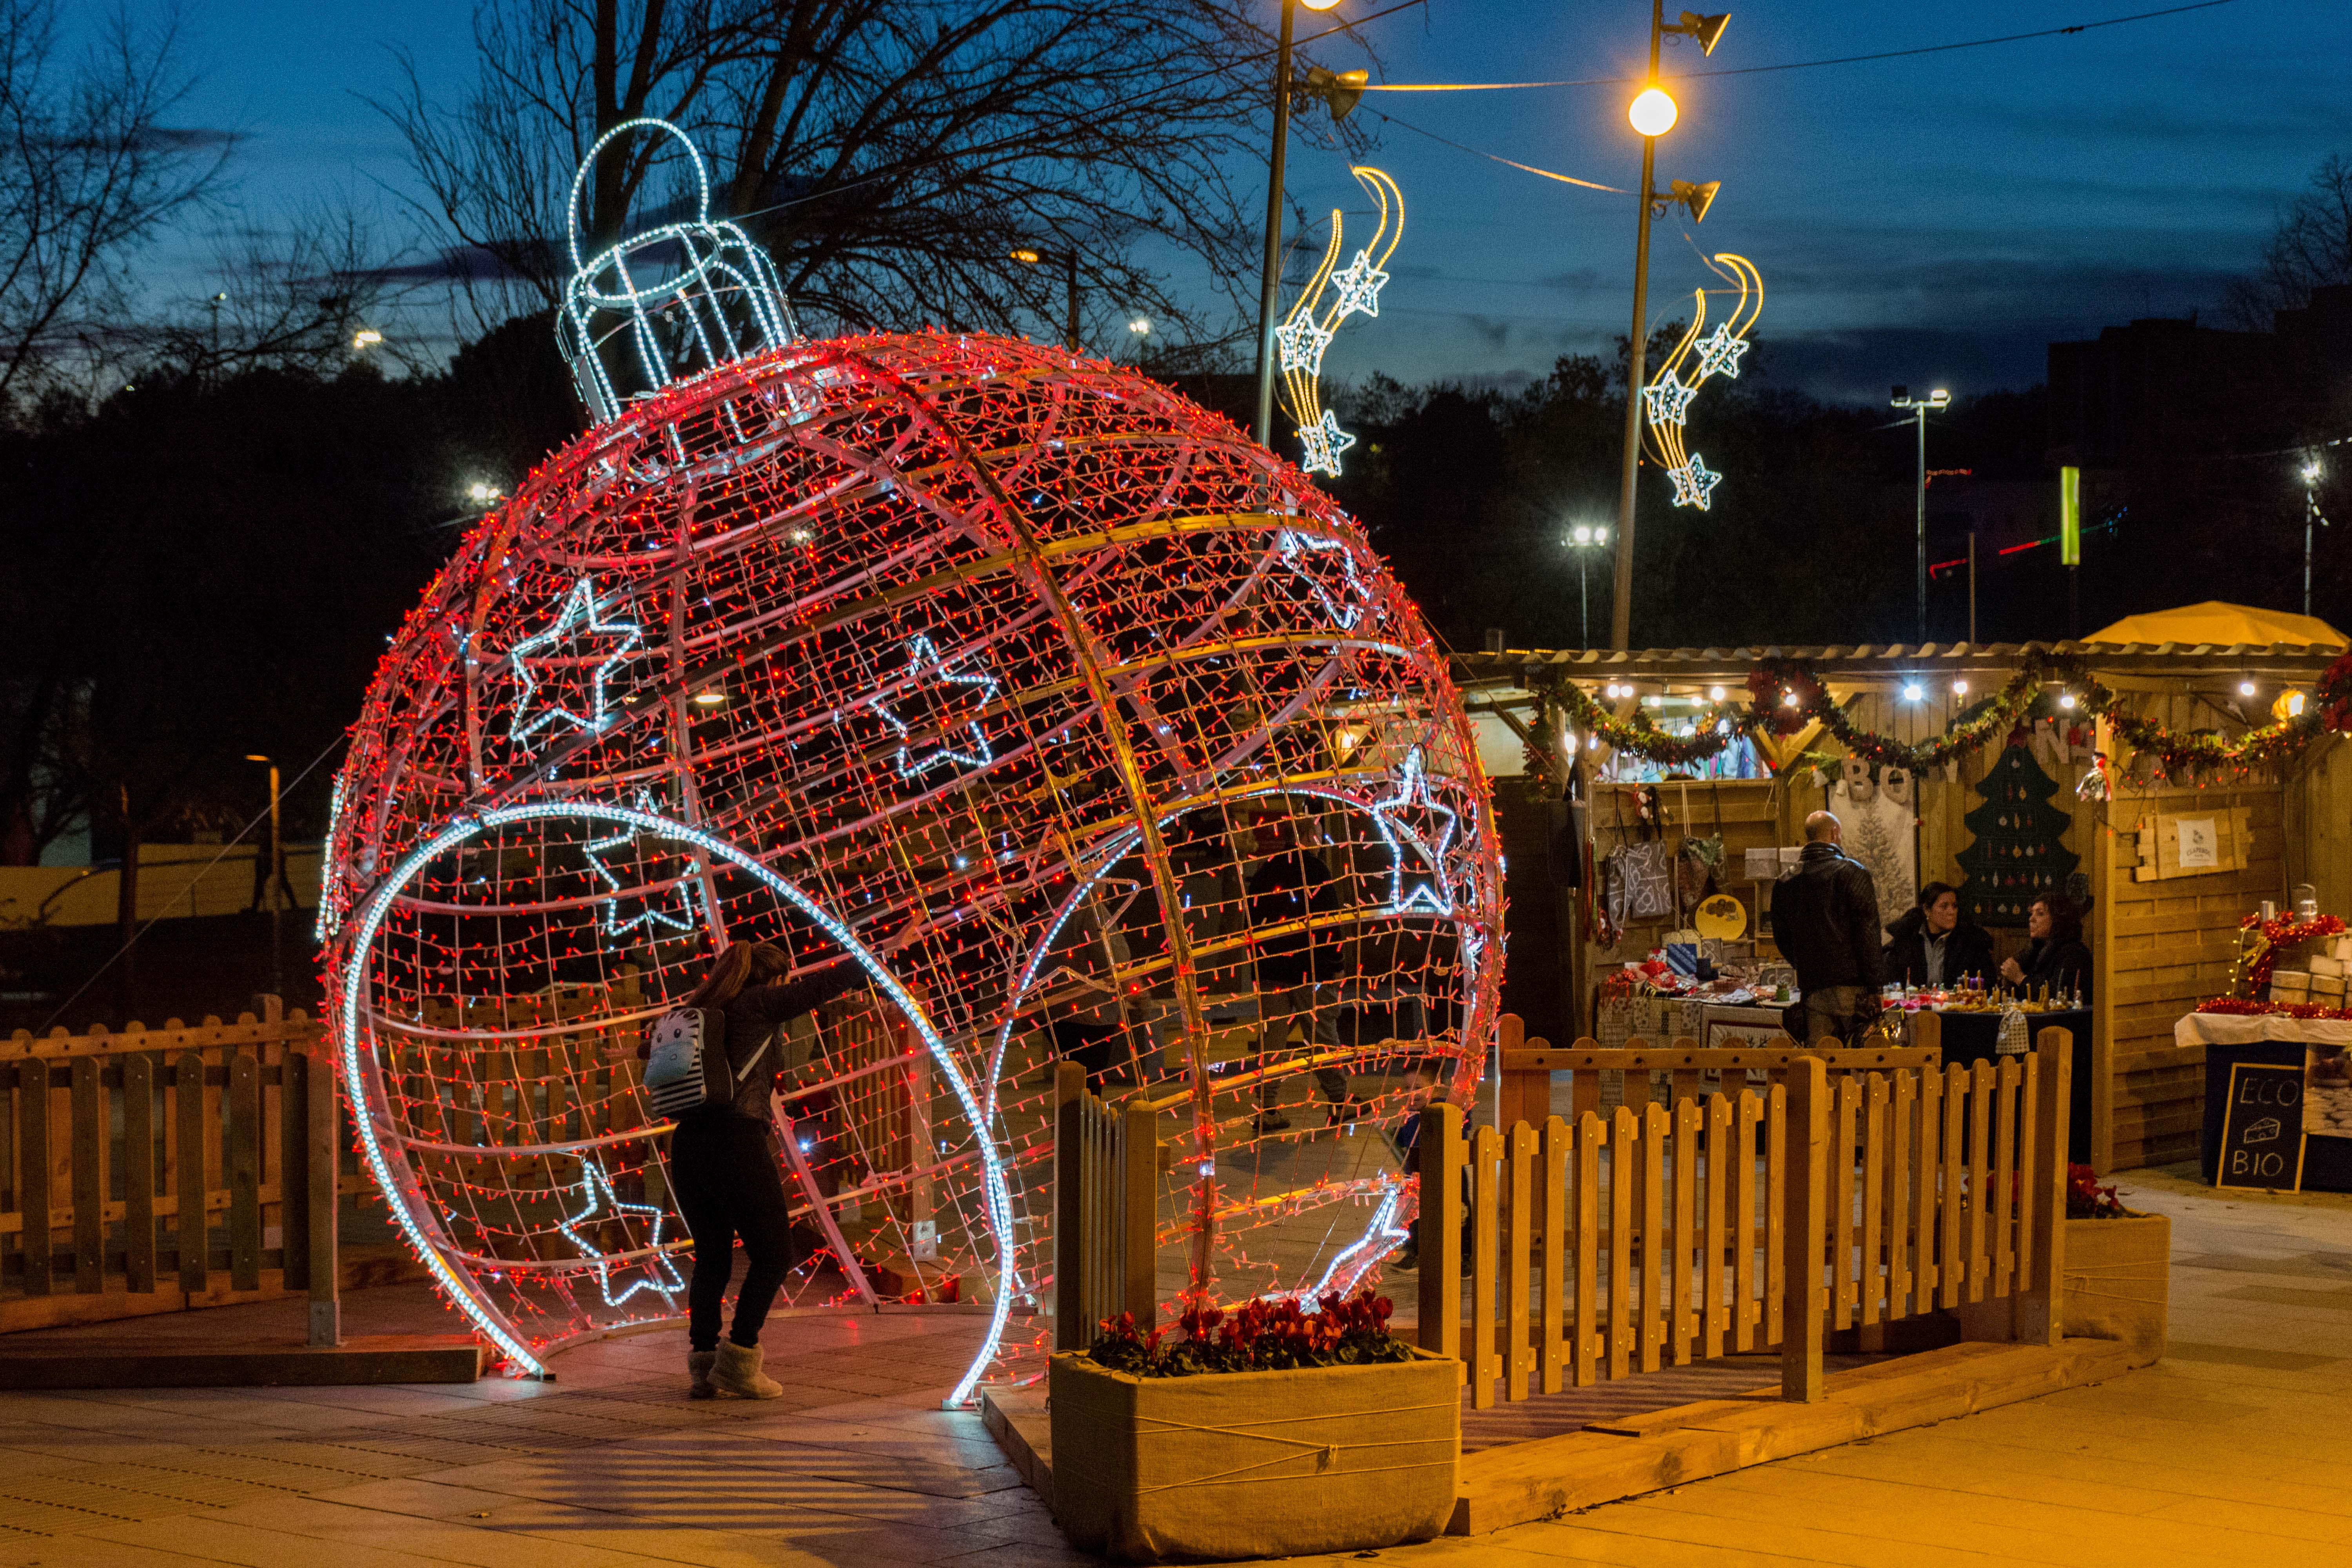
[1771,809,1885,1044]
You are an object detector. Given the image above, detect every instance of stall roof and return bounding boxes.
[1455,638,2348,687]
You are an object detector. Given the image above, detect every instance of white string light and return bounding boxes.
[508,577,644,749]
[866,633,1001,778]
[556,1158,686,1307]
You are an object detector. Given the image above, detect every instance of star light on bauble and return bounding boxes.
[508,577,644,749]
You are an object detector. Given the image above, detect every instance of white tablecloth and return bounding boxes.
[2174,1012,2352,1048]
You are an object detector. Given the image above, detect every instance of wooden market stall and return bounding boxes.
[1457,622,2350,1174]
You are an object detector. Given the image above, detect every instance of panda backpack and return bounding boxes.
[643,1007,774,1120]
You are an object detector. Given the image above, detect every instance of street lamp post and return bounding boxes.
[1012,246,1081,349]
[244,754,284,997]
[1567,523,1612,648]
[1251,0,1347,447]
[1890,385,1950,644]
[1609,7,1730,651]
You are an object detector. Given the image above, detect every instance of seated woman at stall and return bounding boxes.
[1883,881,1995,988]
[2000,893,2092,1005]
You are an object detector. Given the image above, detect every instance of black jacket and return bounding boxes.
[1773,843,1884,994]
[2011,937,2092,1007]
[1247,849,1341,990]
[705,963,869,1122]
[1882,907,1996,988]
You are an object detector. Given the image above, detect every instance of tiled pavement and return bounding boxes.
[9,1165,2352,1565]
[0,1310,1083,1567]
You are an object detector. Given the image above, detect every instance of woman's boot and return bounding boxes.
[687,1350,717,1399]
[711,1340,783,1399]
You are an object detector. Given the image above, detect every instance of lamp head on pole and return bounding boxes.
[1668,11,1732,54]
[1628,85,1678,137]
[1662,179,1719,223]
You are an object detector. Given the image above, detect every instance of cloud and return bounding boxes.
[1754,327,2054,405]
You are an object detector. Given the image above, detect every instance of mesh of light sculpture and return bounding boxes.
[319,135,1500,1401]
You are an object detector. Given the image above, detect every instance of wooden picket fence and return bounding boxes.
[1423,1029,2073,1406]
[0,1001,355,1334]
[1051,1062,1154,1350]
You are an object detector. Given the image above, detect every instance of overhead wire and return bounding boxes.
[1353,0,2238,93]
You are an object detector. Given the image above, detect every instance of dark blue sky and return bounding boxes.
[168,0,2347,402]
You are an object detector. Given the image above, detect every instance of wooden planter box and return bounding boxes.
[1048,1347,1459,1563]
[2064,1212,2170,1365]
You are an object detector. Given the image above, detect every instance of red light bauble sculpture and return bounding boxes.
[318,136,1496,1402]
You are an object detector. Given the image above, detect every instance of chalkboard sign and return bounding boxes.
[2216,1061,2307,1190]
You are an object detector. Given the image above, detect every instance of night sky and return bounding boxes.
[162,0,2350,402]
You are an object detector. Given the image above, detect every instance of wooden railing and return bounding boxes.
[1052,1062,1154,1350]
[2,1001,353,1334]
[1422,1029,2073,1407]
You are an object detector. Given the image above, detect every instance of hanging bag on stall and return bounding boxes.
[1604,786,1675,923]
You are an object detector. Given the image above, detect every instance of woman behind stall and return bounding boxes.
[1883,882,1996,988]
[2000,893,2093,1005]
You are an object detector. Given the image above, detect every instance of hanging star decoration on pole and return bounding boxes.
[1695,322,1750,379]
[556,1159,684,1307]
[508,577,645,750]
[867,633,1000,778]
[583,790,701,938]
[1642,370,1698,427]
[1368,744,1458,916]
[1642,253,1763,508]
[1667,455,1723,510]
[1275,166,1405,478]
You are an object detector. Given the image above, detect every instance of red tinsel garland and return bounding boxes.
[2197,996,2352,1022]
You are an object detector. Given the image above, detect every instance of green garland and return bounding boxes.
[1523,650,2352,780]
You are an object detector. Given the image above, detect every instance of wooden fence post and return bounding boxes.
[2017,1027,2073,1346]
[306,1046,340,1347]
[1053,1062,1089,1351]
[1121,1100,1156,1323]
[18,1059,52,1297]
[176,1052,206,1296]
[71,1056,104,1294]
[1782,1054,1828,1403]
[123,1052,156,1294]
[1417,1101,1463,1372]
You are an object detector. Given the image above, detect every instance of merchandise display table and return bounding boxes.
[2182,1012,2352,1191]
[1921,1007,2094,1165]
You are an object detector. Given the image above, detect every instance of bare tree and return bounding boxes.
[0,0,227,407]
[381,0,1368,354]
[2227,152,2352,329]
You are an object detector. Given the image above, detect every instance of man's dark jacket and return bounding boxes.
[1773,842,1884,994]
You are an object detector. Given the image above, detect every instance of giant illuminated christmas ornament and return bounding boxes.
[1276,166,1403,477]
[1642,252,1761,510]
[319,122,1498,1403]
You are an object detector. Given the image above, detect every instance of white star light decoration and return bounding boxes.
[557,1159,684,1308]
[1642,371,1697,427]
[1695,323,1750,379]
[1295,411,1357,479]
[1273,529,1372,630]
[583,791,701,938]
[1327,250,1390,319]
[508,577,644,749]
[1277,166,1405,478]
[1668,456,1722,510]
[868,634,1000,778]
[1274,314,1335,380]
[1368,745,1458,917]
[1640,254,1763,510]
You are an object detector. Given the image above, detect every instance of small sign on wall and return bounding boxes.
[2135,807,2250,882]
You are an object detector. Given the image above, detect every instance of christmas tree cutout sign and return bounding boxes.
[1958,742,2079,927]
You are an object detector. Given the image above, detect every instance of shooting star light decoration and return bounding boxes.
[1277,166,1405,477]
[1642,252,1762,511]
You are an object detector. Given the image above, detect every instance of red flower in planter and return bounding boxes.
[1087,1287,1411,1377]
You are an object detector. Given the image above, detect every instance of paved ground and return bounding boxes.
[7,1162,2352,1565]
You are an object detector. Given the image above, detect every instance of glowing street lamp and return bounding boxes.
[1609,6,1730,651]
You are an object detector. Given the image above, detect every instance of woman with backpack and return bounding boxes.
[657,941,867,1399]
